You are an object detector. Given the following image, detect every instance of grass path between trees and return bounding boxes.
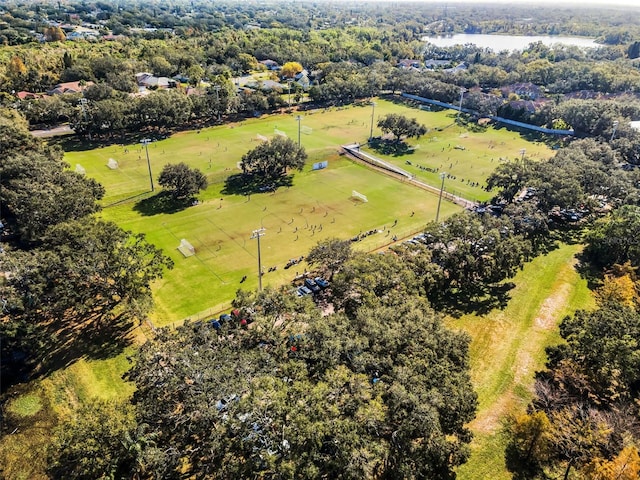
[452,242,595,480]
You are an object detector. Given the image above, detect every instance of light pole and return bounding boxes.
[369,101,376,141]
[140,138,155,192]
[251,228,266,291]
[611,120,619,142]
[435,172,446,222]
[296,115,302,147]
[213,85,221,121]
[520,148,526,161]
[457,88,465,121]
[79,97,91,141]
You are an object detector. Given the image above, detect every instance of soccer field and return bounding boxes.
[104,154,460,325]
[64,99,553,324]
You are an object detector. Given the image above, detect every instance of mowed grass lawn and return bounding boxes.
[0,349,136,480]
[103,155,460,325]
[452,243,595,480]
[64,99,552,324]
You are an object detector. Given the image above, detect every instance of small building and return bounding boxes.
[16,91,43,100]
[424,59,452,69]
[259,59,281,71]
[135,72,176,89]
[444,63,468,74]
[397,59,421,69]
[247,79,286,91]
[501,82,543,100]
[47,81,94,95]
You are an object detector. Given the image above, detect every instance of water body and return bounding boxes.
[423,33,599,51]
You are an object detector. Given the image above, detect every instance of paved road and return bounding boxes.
[31,124,75,138]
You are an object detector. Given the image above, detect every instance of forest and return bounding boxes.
[3,0,640,479]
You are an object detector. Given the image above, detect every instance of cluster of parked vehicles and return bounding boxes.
[296,276,330,297]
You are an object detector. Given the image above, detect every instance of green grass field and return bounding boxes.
[64,100,551,206]
[452,243,595,480]
[63,99,553,324]
[0,349,136,480]
[103,155,460,324]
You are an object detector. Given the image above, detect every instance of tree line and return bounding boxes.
[0,108,173,384]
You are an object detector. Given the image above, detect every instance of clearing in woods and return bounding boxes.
[452,243,595,480]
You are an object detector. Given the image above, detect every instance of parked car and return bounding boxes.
[304,278,321,293]
[315,277,329,289]
[298,285,313,296]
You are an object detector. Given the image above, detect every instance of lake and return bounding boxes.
[422,33,599,51]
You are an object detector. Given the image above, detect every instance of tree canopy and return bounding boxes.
[377,113,427,142]
[125,292,477,479]
[240,136,307,182]
[157,162,208,200]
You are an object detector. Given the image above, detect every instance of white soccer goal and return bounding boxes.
[256,134,268,142]
[177,238,196,257]
[351,190,368,203]
[274,128,287,137]
[107,158,119,169]
[75,164,86,175]
[301,126,313,135]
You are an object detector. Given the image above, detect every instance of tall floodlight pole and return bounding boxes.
[457,88,465,120]
[435,172,446,222]
[214,85,221,121]
[611,120,619,142]
[296,115,302,147]
[369,101,376,140]
[140,139,155,192]
[251,228,266,291]
[79,97,92,141]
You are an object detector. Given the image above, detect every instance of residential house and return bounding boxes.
[505,100,538,114]
[563,90,606,100]
[47,81,94,95]
[501,82,543,100]
[293,69,310,89]
[424,59,452,69]
[135,72,176,89]
[444,63,468,74]
[16,91,44,100]
[247,79,286,91]
[259,59,281,71]
[397,58,421,69]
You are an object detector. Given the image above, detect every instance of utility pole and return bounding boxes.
[369,101,376,140]
[436,172,446,222]
[79,97,92,141]
[140,139,155,192]
[251,228,266,291]
[296,115,302,147]
[611,120,619,142]
[520,148,526,161]
[457,88,465,121]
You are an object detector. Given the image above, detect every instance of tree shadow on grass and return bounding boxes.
[2,309,134,392]
[433,282,515,317]
[133,191,193,216]
[39,310,133,373]
[369,138,416,157]
[222,173,294,196]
